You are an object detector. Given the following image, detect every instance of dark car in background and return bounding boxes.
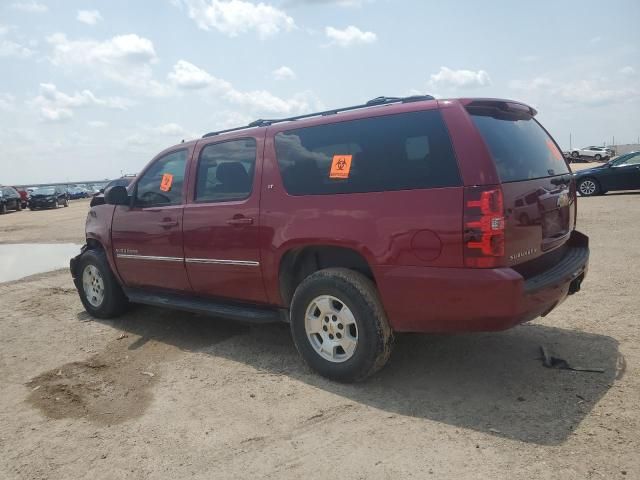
[28,186,69,209]
[90,176,135,207]
[0,186,23,214]
[575,151,640,196]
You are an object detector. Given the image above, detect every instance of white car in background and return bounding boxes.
[570,146,613,161]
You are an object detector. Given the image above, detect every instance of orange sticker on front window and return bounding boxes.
[545,139,563,161]
[329,155,352,179]
[160,173,174,192]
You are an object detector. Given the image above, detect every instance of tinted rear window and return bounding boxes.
[470,113,569,182]
[275,110,461,195]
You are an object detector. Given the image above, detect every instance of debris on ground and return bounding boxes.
[540,346,605,373]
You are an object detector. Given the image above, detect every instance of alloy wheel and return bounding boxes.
[82,264,105,308]
[579,180,596,196]
[304,295,358,363]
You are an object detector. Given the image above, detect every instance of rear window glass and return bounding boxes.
[274,110,461,195]
[470,113,569,182]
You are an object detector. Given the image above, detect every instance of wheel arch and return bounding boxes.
[278,244,376,307]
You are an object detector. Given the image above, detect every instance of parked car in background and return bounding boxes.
[28,186,69,209]
[575,151,640,196]
[570,146,613,161]
[13,187,28,209]
[0,186,23,214]
[90,176,136,207]
[71,96,589,382]
[68,187,88,199]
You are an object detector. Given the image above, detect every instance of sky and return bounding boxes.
[0,0,638,184]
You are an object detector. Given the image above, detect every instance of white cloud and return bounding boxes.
[325,25,376,47]
[285,0,371,6]
[46,33,170,96]
[151,123,189,136]
[619,66,635,76]
[88,120,108,128]
[509,76,639,107]
[428,66,491,89]
[11,1,48,13]
[168,60,231,90]
[0,38,34,58]
[177,0,295,38]
[77,10,103,25]
[29,83,130,122]
[0,24,35,58]
[168,59,319,115]
[272,65,296,80]
[0,93,16,112]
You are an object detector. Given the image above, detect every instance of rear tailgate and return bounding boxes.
[467,101,575,267]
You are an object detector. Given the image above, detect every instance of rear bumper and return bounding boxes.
[376,231,589,333]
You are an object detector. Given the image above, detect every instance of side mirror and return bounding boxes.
[104,185,130,206]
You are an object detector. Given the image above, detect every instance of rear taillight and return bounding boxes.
[463,186,505,268]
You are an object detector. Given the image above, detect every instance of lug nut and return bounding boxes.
[336,333,342,339]
[329,334,334,340]
[338,323,343,329]
[323,326,328,331]
[332,315,337,321]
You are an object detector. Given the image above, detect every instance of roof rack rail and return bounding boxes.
[202,94,435,138]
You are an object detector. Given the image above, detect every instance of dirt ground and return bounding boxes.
[0,187,638,480]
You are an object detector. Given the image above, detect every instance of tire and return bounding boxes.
[53,199,59,209]
[75,249,129,319]
[290,268,393,382]
[571,151,579,158]
[594,154,602,161]
[578,178,601,197]
[0,203,6,214]
[16,201,22,211]
[64,198,69,207]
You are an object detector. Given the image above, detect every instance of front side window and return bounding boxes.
[135,149,188,207]
[195,138,257,203]
[274,110,461,196]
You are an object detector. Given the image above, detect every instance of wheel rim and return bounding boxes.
[580,180,596,195]
[82,264,105,308]
[304,295,358,363]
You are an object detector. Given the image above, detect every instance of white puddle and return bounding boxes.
[0,243,82,282]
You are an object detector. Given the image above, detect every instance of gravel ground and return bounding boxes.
[0,188,638,480]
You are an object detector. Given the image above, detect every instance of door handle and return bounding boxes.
[158,219,179,228]
[226,216,253,226]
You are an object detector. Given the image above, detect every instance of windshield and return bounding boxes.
[35,187,56,195]
[470,112,570,182]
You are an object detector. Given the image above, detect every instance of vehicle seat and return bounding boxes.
[213,162,250,194]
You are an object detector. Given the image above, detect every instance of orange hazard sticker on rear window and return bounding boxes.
[545,139,563,161]
[329,154,352,179]
[160,173,174,192]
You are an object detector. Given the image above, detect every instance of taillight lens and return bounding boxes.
[464,186,505,268]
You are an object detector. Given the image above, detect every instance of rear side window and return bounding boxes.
[470,112,569,182]
[195,138,257,202]
[274,110,460,195]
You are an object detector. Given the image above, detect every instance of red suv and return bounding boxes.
[70,96,589,382]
